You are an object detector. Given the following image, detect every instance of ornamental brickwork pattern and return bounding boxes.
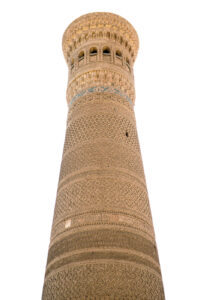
[42,12,165,299]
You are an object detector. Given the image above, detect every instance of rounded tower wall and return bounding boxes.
[42,12,165,300]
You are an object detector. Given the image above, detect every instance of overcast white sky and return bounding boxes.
[0,1,200,299]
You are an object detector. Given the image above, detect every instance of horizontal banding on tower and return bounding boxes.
[42,12,165,300]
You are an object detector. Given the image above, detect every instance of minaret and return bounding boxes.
[42,12,165,299]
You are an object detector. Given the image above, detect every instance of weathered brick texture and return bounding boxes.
[42,12,165,299]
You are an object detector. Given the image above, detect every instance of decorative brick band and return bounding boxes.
[42,262,164,299]
[45,249,161,278]
[69,86,133,106]
[47,229,159,266]
[50,210,154,242]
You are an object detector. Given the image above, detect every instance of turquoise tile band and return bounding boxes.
[69,86,133,106]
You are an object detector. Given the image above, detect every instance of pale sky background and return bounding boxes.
[0,1,200,299]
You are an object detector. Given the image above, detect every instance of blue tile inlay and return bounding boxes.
[69,86,133,106]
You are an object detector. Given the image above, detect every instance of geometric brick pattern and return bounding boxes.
[67,70,135,106]
[42,12,165,299]
[43,263,164,299]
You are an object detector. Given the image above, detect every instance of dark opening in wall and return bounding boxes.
[103,47,111,56]
[90,47,98,56]
[78,51,84,61]
[126,131,129,137]
[116,50,122,59]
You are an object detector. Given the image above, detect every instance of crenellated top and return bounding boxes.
[62,13,139,106]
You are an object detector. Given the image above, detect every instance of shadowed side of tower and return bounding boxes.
[42,12,165,299]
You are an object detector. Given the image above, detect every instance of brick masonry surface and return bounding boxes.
[42,12,165,300]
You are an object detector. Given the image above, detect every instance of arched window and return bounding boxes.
[103,46,111,56]
[116,50,122,59]
[78,51,84,61]
[90,47,98,56]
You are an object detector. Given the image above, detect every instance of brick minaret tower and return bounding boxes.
[42,12,165,299]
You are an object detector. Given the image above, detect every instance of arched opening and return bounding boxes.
[103,46,111,56]
[90,47,98,56]
[78,51,84,61]
[89,47,98,62]
[116,50,122,59]
[115,50,123,66]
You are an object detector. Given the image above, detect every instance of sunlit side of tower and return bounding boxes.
[42,12,165,299]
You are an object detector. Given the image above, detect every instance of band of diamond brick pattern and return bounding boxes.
[43,263,164,299]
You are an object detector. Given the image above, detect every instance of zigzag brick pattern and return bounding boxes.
[42,12,165,299]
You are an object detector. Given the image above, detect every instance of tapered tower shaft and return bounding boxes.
[42,12,165,299]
